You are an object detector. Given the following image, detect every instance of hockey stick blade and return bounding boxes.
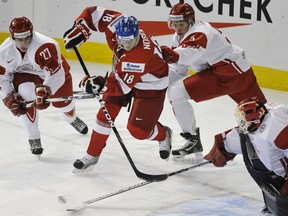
[134,169,168,182]
[112,126,168,182]
[131,160,210,182]
[135,160,210,182]
[113,124,168,182]
[66,161,210,212]
[67,181,152,212]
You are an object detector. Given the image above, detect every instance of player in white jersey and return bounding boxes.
[161,3,267,161]
[0,17,88,156]
[204,97,288,215]
[63,7,171,170]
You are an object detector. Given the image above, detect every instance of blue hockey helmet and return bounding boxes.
[115,16,139,40]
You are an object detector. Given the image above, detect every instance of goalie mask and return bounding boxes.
[9,17,33,40]
[234,97,268,134]
[115,16,140,51]
[168,3,195,29]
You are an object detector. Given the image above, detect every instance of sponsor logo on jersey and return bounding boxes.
[122,62,145,72]
[15,63,34,73]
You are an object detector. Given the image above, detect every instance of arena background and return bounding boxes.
[0,0,287,92]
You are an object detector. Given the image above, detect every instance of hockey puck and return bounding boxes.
[58,196,66,204]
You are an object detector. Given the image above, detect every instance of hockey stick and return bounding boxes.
[24,92,95,108]
[167,160,211,177]
[73,47,168,182]
[66,160,211,212]
[67,181,152,212]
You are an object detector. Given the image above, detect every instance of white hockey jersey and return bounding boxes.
[172,21,250,73]
[224,103,288,178]
[0,32,69,96]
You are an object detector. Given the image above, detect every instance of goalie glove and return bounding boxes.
[2,91,27,116]
[160,45,179,64]
[79,75,106,94]
[35,85,52,110]
[63,18,91,51]
[204,132,236,167]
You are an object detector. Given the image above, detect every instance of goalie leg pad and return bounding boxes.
[261,183,288,216]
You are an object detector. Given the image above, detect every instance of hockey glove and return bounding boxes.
[2,91,27,116]
[79,75,106,94]
[280,179,288,196]
[160,45,179,64]
[204,132,236,167]
[35,84,52,110]
[63,18,91,51]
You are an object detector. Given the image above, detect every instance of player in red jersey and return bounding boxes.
[63,6,172,170]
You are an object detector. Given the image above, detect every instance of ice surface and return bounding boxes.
[0,61,287,216]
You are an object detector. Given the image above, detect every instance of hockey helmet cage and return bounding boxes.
[115,16,139,41]
[168,3,195,28]
[9,17,33,40]
[234,97,268,134]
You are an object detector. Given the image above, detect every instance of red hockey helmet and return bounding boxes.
[9,17,33,40]
[234,97,268,134]
[168,3,195,28]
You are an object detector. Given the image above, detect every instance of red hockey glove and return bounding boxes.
[79,75,106,94]
[2,91,27,116]
[35,85,52,110]
[204,132,236,167]
[63,18,91,51]
[160,45,179,64]
[280,179,288,196]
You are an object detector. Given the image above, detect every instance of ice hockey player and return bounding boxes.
[204,97,288,215]
[0,17,88,157]
[63,6,172,170]
[161,3,267,161]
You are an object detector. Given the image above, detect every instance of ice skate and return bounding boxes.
[73,154,99,173]
[159,126,172,160]
[172,127,203,162]
[29,139,43,158]
[261,206,272,215]
[70,116,88,134]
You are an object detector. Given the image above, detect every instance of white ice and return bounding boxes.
[0,61,287,216]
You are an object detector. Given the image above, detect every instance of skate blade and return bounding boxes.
[172,152,204,164]
[34,154,42,160]
[72,165,95,174]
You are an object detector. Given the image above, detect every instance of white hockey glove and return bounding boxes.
[63,18,91,51]
[79,75,106,94]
